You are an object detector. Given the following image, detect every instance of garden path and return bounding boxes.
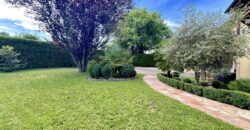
[135,67,250,130]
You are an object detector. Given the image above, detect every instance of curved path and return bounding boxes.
[136,67,250,130]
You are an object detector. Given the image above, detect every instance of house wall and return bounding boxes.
[236,24,250,79]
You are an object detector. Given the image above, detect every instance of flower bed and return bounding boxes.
[157,73,250,110]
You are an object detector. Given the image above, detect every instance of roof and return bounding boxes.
[225,0,240,13]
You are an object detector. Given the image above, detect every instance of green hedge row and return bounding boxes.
[157,73,250,110]
[132,54,156,67]
[0,36,75,68]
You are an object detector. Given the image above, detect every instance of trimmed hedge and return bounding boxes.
[0,36,75,69]
[132,54,156,67]
[157,73,250,110]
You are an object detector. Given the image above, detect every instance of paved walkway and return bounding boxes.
[135,67,250,130]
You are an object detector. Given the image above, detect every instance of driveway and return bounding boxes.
[135,67,160,76]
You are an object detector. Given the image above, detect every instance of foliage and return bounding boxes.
[92,64,102,79]
[0,36,75,68]
[120,64,136,78]
[200,80,208,87]
[115,8,171,54]
[18,33,40,40]
[102,44,132,68]
[161,7,249,84]
[183,78,192,84]
[172,72,180,78]
[0,46,22,72]
[132,53,156,67]
[0,69,239,129]
[228,79,250,93]
[158,73,250,110]
[102,64,112,79]
[0,32,10,37]
[212,80,222,89]
[87,60,97,78]
[6,0,133,72]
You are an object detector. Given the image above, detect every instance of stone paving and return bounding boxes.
[143,75,250,130]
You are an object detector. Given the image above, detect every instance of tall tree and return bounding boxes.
[5,0,132,72]
[115,8,171,54]
[161,7,249,84]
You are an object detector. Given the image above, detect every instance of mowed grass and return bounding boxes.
[0,68,240,130]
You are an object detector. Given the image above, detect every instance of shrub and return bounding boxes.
[183,78,192,84]
[101,64,112,79]
[0,46,22,72]
[172,72,180,78]
[87,60,97,78]
[112,70,120,78]
[0,36,74,68]
[92,64,102,79]
[173,77,181,81]
[228,79,250,93]
[200,80,208,87]
[120,64,135,78]
[132,54,156,67]
[157,73,250,110]
[212,80,222,88]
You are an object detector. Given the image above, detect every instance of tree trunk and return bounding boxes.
[195,71,201,85]
[70,53,88,72]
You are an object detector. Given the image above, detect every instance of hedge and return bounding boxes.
[157,73,250,110]
[0,36,75,68]
[132,53,156,67]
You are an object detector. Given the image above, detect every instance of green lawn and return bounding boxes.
[0,68,240,130]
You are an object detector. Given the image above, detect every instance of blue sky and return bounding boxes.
[0,0,233,39]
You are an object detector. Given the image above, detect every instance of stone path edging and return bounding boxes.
[143,75,250,130]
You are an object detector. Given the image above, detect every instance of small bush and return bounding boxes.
[101,64,112,79]
[120,64,135,78]
[200,80,208,87]
[183,78,192,84]
[0,46,22,72]
[228,79,250,93]
[212,80,222,88]
[92,64,102,79]
[87,60,97,78]
[112,70,120,78]
[172,72,180,78]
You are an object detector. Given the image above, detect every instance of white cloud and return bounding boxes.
[164,20,180,27]
[0,25,9,30]
[0,0,39,31]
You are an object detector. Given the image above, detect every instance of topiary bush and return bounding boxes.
[0,46,22,72]
[87,60,97,78]
[183,78,192,84]
[228,79,250,93]
[200,80,208,87]
[101,64,112,79]
[212,80,222,88]
[120,64,135,78]
[92,64,102,79]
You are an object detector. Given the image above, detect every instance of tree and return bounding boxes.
[161,7,249,84]
[5,0,132,72]
[0,46,22,72]
[115,8,171,54]
[0,32,10,37]
[18,33,40,40]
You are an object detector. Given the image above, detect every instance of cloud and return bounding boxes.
[164,20,180,27]
[0,25,9,30]
[0,0,39,31]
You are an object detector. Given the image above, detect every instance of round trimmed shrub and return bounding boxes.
[183,78,192,84]
[172,72,180,78]
[212,80,222,89]
[120,64,135,78]
[101,64,112,79]
[173,77,181,81]
[87,60,97,78]
[200,80,208,87]
[92,64,102,79]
